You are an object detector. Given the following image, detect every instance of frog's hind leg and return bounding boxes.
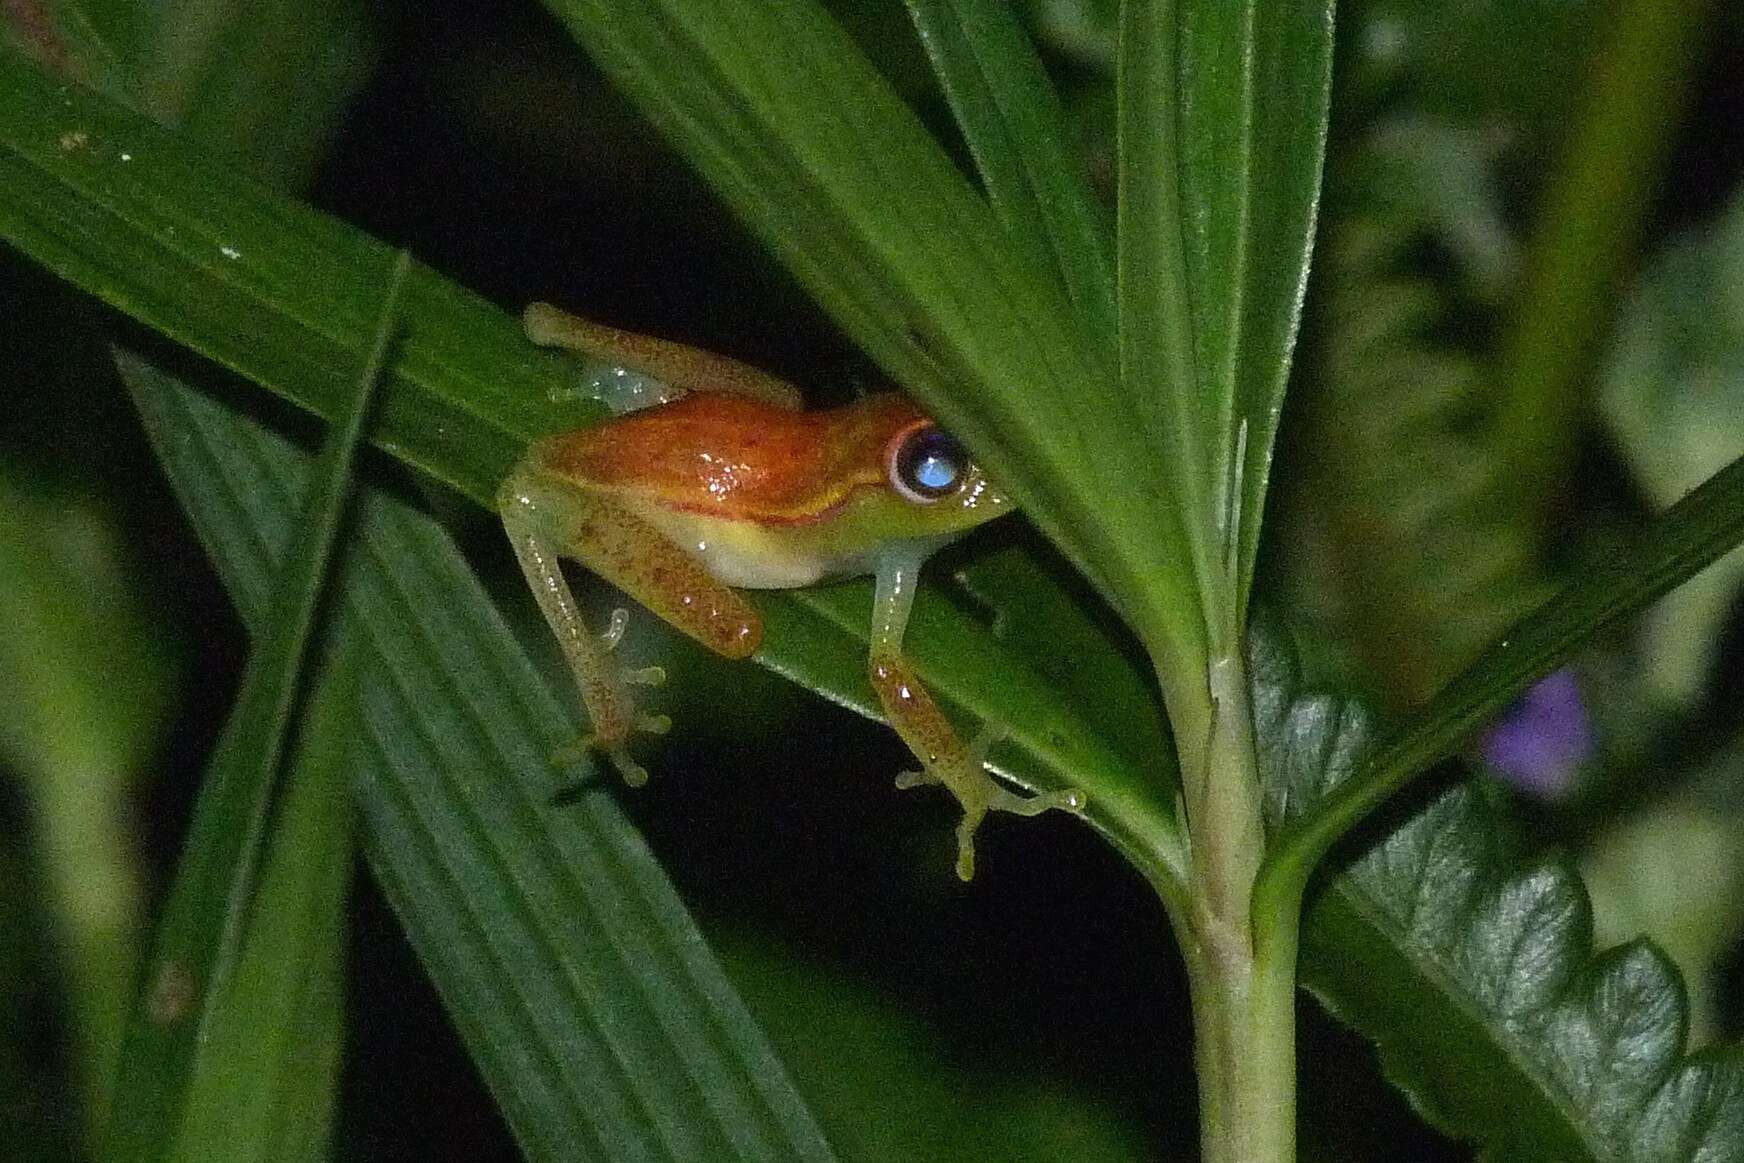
[499,464,763,786]
[500,466,671,787]
[525,303,803,411]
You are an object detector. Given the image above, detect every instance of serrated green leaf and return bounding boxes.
[126,359,839,1162]
[1582,787,1744,1048]
[104,251,401,1159]
[1260,446,1744,913]
[1248,617,1744,1160]
[0,50,1186,888]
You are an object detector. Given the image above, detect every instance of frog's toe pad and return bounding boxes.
[548,724,663,788]
[894,768,938,791]
[952,817,980,882]
[549,735,592,769]
[600,607,632,650]
[605,744,651,788]
[990,785,1087,818]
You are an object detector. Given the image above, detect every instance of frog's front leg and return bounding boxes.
[866,547,1085,880]
[499,461,761,787]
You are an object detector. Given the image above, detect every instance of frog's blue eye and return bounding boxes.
[889,424,967,504]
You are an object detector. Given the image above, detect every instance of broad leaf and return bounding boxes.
[1259,445,1744,910]
[0,51,1182,886]
[127,360,838,1162]
[539,0,1199,699]
[1250,618,1744,1160]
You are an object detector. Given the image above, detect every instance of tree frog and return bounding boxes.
[499,303,1083,879]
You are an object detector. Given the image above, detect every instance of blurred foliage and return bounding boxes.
[1277,1,1744,1139]
[1286,130,1548,706]
[1339,0,1598,146]
[0,356,172,1141]
[1602,189,1744,709]
[2,0,1744,1158]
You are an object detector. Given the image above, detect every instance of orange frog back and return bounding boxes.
[533,392,932,525]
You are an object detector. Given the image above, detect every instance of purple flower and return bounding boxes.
[1481,669,1593,797]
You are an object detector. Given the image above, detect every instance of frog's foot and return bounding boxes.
[550,609,671,787]
[551,707,670,789]
[895,725,1087,881]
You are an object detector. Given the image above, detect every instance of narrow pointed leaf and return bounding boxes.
[127,359,839,1162]
[1200,0,1335,613]
[169,640,356,1162]
[1118,0,1334,647]
[103,251,400,1156]
[1115,0,1205,664]
[1250,619,1744,1160]
[902,0,1115,348]
[539,0,1196,680]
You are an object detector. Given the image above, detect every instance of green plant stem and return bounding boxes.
[1494,0,1713,517]
[1167,646,1292,1162]
[1186,924,1298,1163]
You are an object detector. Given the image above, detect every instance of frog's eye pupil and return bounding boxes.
[914,449,956,491]
[891,425,966,503]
